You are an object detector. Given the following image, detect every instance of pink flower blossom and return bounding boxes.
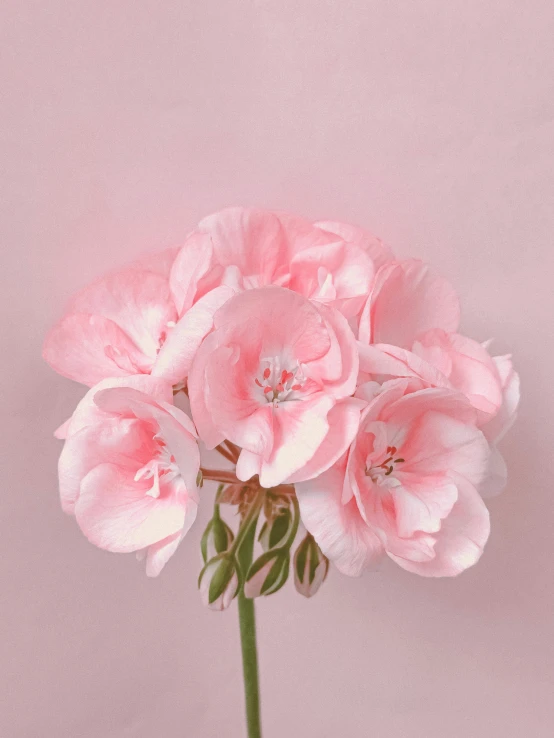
[43,254,179,387]
[358,259,461,348]
[296,380,491,577]
[188,286,364,488]
[359,329,506,422]
[58,375,200,576]
[169,207,387,320]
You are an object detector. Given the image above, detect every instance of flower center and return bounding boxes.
[134,433,182,498]
[254,356,305,404]
[365,446,405,487]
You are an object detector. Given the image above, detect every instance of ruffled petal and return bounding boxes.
[296,465,384,577]
[43,314,146,387]
[169,231,214,316]
[69,270,177,359]
[314,220,393,270]
[152,285,235,385]
[360,259,460,348]
[75,463,189,553]
[287,398,366,483]
[388,473,490,577]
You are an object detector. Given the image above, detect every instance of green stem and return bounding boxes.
[236,497,263,738]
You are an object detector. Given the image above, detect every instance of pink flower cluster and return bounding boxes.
[44,207,519,580]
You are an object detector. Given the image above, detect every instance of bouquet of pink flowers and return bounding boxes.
[44,207,519,737]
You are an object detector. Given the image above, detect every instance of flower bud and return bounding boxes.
[200,513,235,563]
[258,509,292,551]
[244,549,290,598]
[198,555,239,611]
[294,534,329,598]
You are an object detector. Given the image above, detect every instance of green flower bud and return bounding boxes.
[200,511,235,563]
[293,534,329,598]
[244,549,290,598]
[198,555,239,611]
[258,508,292,551]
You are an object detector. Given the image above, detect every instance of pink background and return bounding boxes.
[2,1,553,736]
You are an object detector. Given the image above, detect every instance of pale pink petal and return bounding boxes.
[203,345,275,456]
[75,463,188,553]
[360,260,460,348]
[357,342,451,388]
[188,332,227,450]
[413,331,503,418]
[287,398,366,483]
[296,465,384,577]
[288,241,375,318]
[255,394,335,488]
[58,418,151,514]
[235,448,263,482]
[169,231,214,316]
[397,409,490,488]
[93,387,201,494]
[144,531,183,577]
[65,375,174,437]
[54,418,71,440]
[308,304,359,398]
[388,473,490,577]
[197,207,287,284]
[152,286,235,385]
[144,497,198,577]
[314,220,393,269]
[211,286,332,365]
[43,314,146,387]
[482,355,520,443]
[391,478,459,537]
[69,270,177,359]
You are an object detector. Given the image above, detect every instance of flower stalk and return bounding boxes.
[235,489,264,738]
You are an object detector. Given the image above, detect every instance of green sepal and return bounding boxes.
[198,554,238,605]
[258,509,292,551]
[200,515,234,563]
[294,535,310,584]
[245,548,290,597]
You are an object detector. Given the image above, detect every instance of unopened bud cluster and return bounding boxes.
[198,485,330,611]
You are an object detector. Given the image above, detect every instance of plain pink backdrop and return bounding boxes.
[2,1,553,736]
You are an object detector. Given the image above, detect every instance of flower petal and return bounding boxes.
[360,259,460,348]
[314,220,393,269]
[69,269,177,359]
[43,314,146,387]
[256,394,335,488]
[296,465,384,577]
[75,463,189,553]
[169,231,214,316]
[287,398,365,483]
[152,285,235,385]
[388,473,490,577]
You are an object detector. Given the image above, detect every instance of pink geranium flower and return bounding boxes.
[169,207,388,320]
[58,375,200,576]
[359,329,507,422]
[355,257,520,495]
[188,286,364,488]
[296,380,491,577]
[358,258,461,348]
[43,251,180,387]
